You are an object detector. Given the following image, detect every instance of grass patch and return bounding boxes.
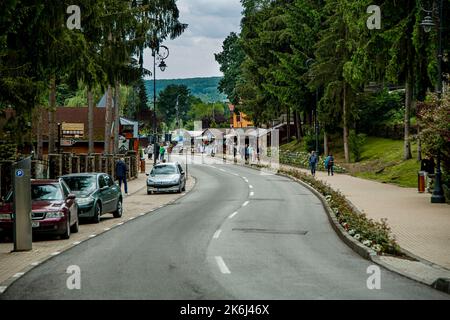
[281,136,421,188]
[350,137,419,188]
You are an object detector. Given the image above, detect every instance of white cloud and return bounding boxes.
[143,0,242,79]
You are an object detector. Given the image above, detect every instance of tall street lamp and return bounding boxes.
[306,58,319,155]
[421,1,446,203]
[152,45,169,165]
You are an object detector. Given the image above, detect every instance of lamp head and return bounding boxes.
[158,60,167,72]
[420,14,435,33]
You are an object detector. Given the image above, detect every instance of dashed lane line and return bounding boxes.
[213,229,222,239]
[229,211,238,219]
[215,256,231,274]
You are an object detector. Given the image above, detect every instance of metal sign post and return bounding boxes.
[13,157,32,251]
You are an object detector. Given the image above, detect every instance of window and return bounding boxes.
[31,184,63,201]
[150,165,177,176]
[98,175,106,188]
[63,176,96,193]
[104,175,114,187]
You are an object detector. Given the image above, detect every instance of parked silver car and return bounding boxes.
[146,162,186,194]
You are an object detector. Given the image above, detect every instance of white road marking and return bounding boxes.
[249,185,253,189]
[51,252,60,256]
[250,192,254,197]
[242,201,249,207]
[13,272,24,278]
[72,241,81,245]
[229,211,238,219]
[0,286,7,294]
[219,169,226,172]
[215,256,231,274]
[213,229,222,239]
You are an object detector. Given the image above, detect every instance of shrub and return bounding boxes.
[279,150,346,173]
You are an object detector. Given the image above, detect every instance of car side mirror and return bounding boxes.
[67,193,76,200]
[180,171,185,175]
[146,173,149,176]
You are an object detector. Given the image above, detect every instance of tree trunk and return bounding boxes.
[324,130,328,156]
[417,125,422,161]
[104,85,113,154]
[36,105,43,159]
[404,76,413,160]
[88,88,94,154]
[297,111,303,138]
[343,83,350,163]
[113,80,120,154]
[48,76,57,154]
[293,110,299,140]
[286,106,291,142]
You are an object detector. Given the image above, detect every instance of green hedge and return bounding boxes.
[279,150,347,174]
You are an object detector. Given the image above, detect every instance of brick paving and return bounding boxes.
[0,158,195,286]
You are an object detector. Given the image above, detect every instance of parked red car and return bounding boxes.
[0,179,79,240]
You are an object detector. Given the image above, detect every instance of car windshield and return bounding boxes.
[31,184,63,201]
[63,176,97,193]
[151,165,177,176]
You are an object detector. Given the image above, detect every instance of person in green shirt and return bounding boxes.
[159,144,166,161]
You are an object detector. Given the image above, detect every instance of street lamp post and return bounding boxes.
[306,58,319,155]
[421,1,446,203]
[152,45,169,166]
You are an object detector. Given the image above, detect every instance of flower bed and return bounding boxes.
[279,150,347,174]
[278,167,402,256]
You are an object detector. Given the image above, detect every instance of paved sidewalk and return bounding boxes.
[0,160,195,289]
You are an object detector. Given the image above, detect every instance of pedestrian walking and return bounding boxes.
[308,151,318,177]
[116,157,128,195]
[244,144,250,163]
[146,144,153,160]
[159,143,166,161]
[325,154,334,176]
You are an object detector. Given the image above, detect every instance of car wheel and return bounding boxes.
[92,202,101,224]
[61,217,71,239]
[70,213,79,233]
[113,199,123,218]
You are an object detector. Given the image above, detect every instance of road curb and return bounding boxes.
[0,175,197,297]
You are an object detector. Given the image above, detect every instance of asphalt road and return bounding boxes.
[1,160,448,299]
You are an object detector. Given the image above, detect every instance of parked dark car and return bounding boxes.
[146,162,186,194]
[61,173,123,223]
[0,179,79,239]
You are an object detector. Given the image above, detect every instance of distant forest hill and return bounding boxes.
[144,76,227,103]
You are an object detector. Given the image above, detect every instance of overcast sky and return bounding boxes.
[143,0,243,80]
